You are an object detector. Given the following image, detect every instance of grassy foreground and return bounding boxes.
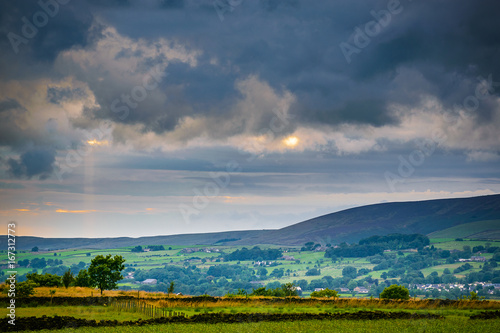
[33,318,500,333]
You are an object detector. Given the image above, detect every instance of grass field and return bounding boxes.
[428,220,500,239]
[29,318,500,333]
[15,306,146,321]
[3,237,499,298]
[13,295,500,317]
[6,292,500,332]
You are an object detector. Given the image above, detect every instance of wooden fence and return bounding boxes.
[111,300,186,318]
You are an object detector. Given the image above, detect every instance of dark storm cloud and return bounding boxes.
[81,0,499,134]
[1,0,500,146]
[0,0,101,81]
[6,147,57,180]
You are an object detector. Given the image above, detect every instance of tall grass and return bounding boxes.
[33,287,166,298]
[32,318,500,333]
[30,288,500,311]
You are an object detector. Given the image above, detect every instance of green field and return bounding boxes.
[4,236,499,297]
[6,298,500,333]
[428,220,500,239]
[26,318,500,333]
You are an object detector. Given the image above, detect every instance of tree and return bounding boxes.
[74,269,91,287]
[17,281,37,297]
[88,254,125,295]
[32,246,39,252]
[18,259,30,267]
[131,246,143,253]
[342,266,357,279]
[347,280,357,292]
[380,284,410,300]
[26,272,61,287]
[281,283,298,297]
[306,268,321,276]
[168,281,175,294]
[62,269,74,288]
[30,257,47,269]
[269,268,284,279]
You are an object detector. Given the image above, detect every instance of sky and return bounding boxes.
[0,0,499,238]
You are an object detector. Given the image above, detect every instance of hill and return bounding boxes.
[2,194,500,250]
[427,219,500,239]
[240,194,500,246]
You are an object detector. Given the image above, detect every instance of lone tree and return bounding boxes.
[62,269,74,288]
[168,281,175,294]
[88,254,125,295]
[380,284,410,300]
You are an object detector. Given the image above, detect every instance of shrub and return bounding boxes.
[380,284,410,300]
[26,272,61,287]
[305,268,320,276]
[17,281,37,297]
[310,288,338,298]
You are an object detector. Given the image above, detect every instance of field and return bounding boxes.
[2,235,500,331]
[22,318,499,333]
[5,237,499,297]
[428,220,500,239]
[3,295,500,332]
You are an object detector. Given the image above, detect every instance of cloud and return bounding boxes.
[43,0,495,155]
[0,98,23,112]
[0,0,499,170]
[7,147,57,180]
[0,0,98,78]
[47,86,87,104]
[466,151,500,162]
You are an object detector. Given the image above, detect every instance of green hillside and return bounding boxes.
[428,219,500,239]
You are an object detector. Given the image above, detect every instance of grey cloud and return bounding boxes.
[78,0,498,137]
[0,98,23,113]
[7,147,57,180]
[47,86,87,104]
[0,0,99,80]
[0,99,29,148]
[1,0,499,152]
